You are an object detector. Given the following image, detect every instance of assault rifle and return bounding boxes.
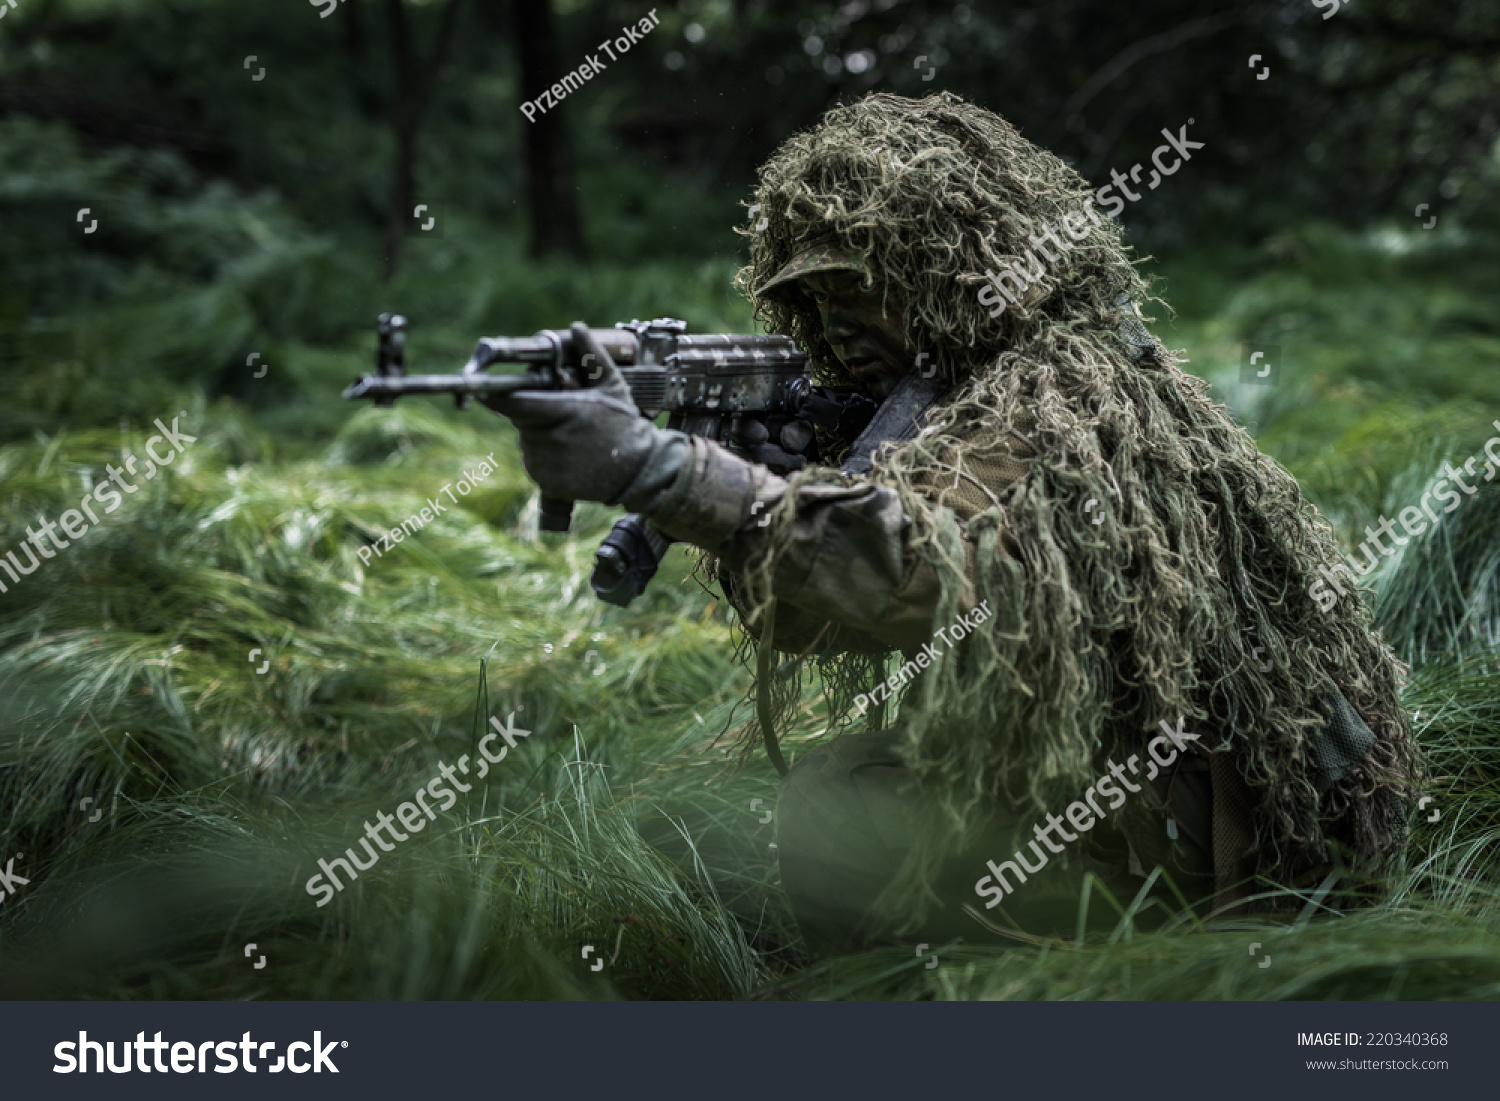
[343,314,879,606]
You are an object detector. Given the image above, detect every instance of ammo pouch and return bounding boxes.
[1309,690,1378,797]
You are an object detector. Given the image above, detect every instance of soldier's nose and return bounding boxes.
[825,309,859,345]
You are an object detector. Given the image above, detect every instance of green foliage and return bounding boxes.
[1152,220,1500,669]
[2,0,1499,1002]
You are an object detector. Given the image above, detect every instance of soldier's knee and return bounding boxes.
[772,733,909,952]
[773,741,854,854]
[773,732,905,853]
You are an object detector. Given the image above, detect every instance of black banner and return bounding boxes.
[3,1000,1488,1099]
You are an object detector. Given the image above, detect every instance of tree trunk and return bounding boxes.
[511,0,587,260]
[381,0,466,284]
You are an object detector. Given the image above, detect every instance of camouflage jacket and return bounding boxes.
[633,399,1037,658]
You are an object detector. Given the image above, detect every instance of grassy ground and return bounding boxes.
[1,121,1498,997]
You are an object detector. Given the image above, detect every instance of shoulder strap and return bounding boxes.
[840,372,950,475]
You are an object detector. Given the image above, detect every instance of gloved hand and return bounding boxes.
[482,322,672,506]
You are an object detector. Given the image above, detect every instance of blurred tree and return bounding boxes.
[381,0,467,283]
[500,0,588,259]
[0,0,1494,272]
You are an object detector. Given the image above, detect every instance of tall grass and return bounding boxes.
[2,114,1497,997]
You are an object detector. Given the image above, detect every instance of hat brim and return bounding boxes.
[753,238,866,300]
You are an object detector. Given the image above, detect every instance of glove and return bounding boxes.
[482,322,675,507]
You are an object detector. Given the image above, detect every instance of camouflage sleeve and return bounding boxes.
[633,426,1030,654]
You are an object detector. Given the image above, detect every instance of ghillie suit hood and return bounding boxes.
[719,92,1421,925]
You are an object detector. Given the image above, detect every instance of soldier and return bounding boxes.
[483,92,1422,955]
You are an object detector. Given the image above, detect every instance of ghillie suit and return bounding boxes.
[706,91,1422,930]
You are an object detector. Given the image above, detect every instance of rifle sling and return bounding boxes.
[840,371,951,475]
[757,597,790,777]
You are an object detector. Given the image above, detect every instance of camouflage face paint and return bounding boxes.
[799,269,913,399]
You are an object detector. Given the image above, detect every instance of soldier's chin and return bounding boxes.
[847,358,901,394]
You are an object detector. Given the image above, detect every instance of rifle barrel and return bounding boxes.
[341,373,538,400]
